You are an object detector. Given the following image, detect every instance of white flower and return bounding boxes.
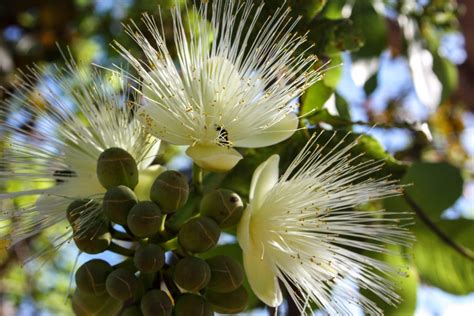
[115,0,322,172]
[0,63,161,249]
[237,132,412,315]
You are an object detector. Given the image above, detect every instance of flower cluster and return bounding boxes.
[0,0,411,315]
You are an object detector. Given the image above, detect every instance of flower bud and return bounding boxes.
[73,224,111,254]
[206,286,248,314]
[173,257,211,292]
[150,170,189,213]
[75,259,113,295]
[67,199,99,227]
[206,255,244,293]
[127,201,162,238]
[186,143,242,173]
[140,290,173,316]
[97,147,139,189]
[134,244,165,273]
[122,305,142,316]
[200,190,243,228]
[71,289,122,316]
[174,294,214,316]
[178,217,220,253]
[106,268,140,302]
[103,185,138,225]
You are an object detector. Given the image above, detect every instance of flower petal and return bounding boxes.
[185,143,242,173]
[137,105,193,146]
[249,154,279,210]
[134,164,167,201]
[242,245,283,307]
[234,113,298,148]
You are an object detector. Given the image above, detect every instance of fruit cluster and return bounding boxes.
[69,148,248,316]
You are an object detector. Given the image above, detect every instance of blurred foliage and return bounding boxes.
[1,0,474,315]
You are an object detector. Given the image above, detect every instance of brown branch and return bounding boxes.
[404,193,474,262]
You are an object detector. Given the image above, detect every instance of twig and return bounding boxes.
[404,194,474,262]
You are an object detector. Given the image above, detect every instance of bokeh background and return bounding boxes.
[1,0,474,315]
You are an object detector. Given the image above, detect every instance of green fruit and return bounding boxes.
[103,185,138,225]
[75,259,113,295]
[134,244,165,273]
[173,257,211,292]
[178,217,220,253]
[200,189,243,228]
[140,290,173,316]
[105,268,140,302]
[206,255,244,293]
[71,289,122,316]
[73,223,111,254]
[122,305,143,316]
[97,147,139,190]
[206,286,248,314]
[174,294,214,316]
[150,170,189,213]
[127,201,162,238]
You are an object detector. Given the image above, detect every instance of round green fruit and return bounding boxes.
[178,217,220,253]
[207,255,244,293]
[173,256,211,292]
[75,259,113,295]
[175,294,214,316]
[103,185,138,225]
[133,244,165,273]
[206,286,248,314]
[105,268,140,302]
[96,147,139,190]
[140,290,173,316]
[150,170,189,213]
[200,189,243,228]
[127,201,162,238]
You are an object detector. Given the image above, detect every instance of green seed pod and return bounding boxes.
[150,170,189,213]
[105,268,140,302]
[178,217,220,253]
[206,255,244,293]
[206,286,248,314]
[174,294,214,316]
[200,189,244,228]
[73,224,112,254]
[127,201,162,238]
[71,289,122,316]
[75,259,113,295]
[97,147,139,190]
[140,290,173,316]
[133,244,165,273]
[122,305,143,316]
[103,185,138,225]
[173,257,211,292]
[67,199,99,227]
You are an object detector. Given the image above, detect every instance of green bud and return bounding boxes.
[122,305,143,316]
[140,290,173,316]
[73,224,111,254]
[103,185,138,225]
[178,217,220,253]
[150,170,189,213]
[105,268,140,302]
[175,294,214,316]
[75,259,113,295]
[127,201,162,238]
[200,189,243,228]
[174,256,211,292]
[134,244,165,273]
[206,255,244,293]
[71,289,122,316]
[206,286,248,314]
[97,147,139,190]
[67,199,99,227]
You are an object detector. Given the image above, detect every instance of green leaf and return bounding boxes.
[402,162,463,217]
[335,94,351,121]
[301,82,334,115]
[323,54,343,88]
[322,0,347,20]
[413,219,474,294]
[288,0,327,22]
[432,52,459,102]
[364,72,378,96]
